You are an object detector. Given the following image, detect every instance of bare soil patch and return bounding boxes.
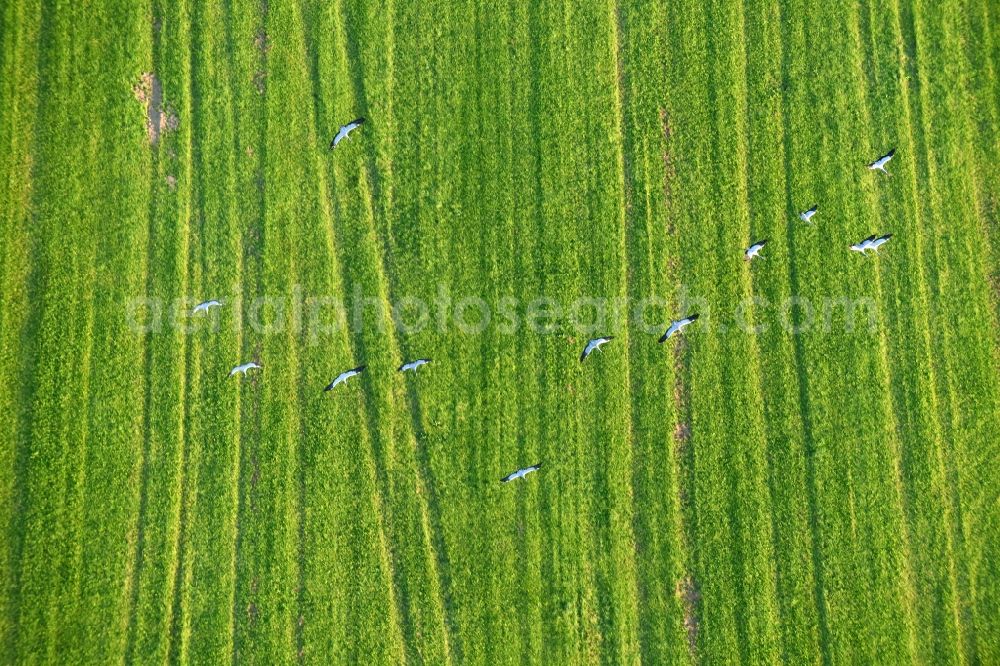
[132,73,178,145]
[254,30,270,54]
[675,575,701,655]
[165,175,177,191]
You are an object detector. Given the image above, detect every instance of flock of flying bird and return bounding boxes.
[190,117,899,485]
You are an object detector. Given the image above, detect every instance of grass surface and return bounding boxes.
[1,0,999,663]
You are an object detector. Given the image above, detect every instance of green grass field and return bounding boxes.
[2,0,999,663]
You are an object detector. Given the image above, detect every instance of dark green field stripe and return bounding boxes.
[0,0,42,658]
[961,0,1000,319]
[11,0,105,660]
[957,8,1000,648]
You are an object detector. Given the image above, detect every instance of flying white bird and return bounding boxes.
[192,300,222,315]
[229,361,261,377]
[744,239,768,261]
[398,358,431,373]
[659,314,700,343]
[324,365,366,391]
[850,235,876,254]
[580,336,613,362]
[501,463,542,483]
[799,205,818,223]
[330,117,365,148]
[867,148,895,175]
[850,234,892,255]
[868,234,893,252]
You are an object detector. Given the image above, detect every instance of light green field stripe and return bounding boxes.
[63,2,153,662]
[854,1,970,662]
[610,0,690,661]
[961,0,1000,299]
[726,0,787,657]
[176,0,249,660]
[741,0,825,660]
[516,0,590,661]
[958,13,1000,646]
[12,1,99,660]
[464,4,522,659]
[0,0,41,657]
[907,0,1000,658]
